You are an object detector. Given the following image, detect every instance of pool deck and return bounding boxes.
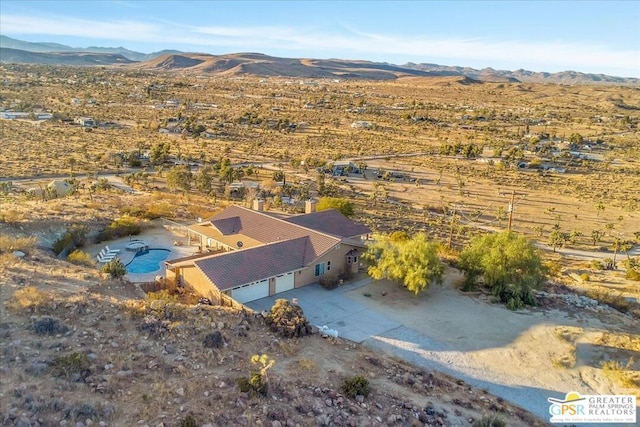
[89,227,198,283]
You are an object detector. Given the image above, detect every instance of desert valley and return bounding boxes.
[1,35,639,427]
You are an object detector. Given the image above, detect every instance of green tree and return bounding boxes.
[316,172,326,196]
[150,142,170,166]
[166,165,192,193]
[569,133,584,144]
[316,197,355,217]
[591,229,605,246]
[548,229,568,252]
[363,233,445,295]
[195,165,215,194]
[458,231,546,309]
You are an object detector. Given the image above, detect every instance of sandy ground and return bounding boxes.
[342,271,639,422]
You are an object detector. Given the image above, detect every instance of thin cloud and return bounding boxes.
[1,13,638,75]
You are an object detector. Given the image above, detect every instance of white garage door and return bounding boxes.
[275,272,295,293]
[232,279,269,303]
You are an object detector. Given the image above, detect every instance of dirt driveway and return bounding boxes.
[250,269,638,423]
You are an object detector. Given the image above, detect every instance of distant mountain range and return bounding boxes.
[1,35,637,85]
[0,35,181,61]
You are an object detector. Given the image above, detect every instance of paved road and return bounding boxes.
[247,279,636,424]
[247,278,402,343]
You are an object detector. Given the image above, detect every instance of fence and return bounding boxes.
[160,217,190,237]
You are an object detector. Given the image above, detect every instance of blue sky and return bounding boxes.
[1,1,639,77]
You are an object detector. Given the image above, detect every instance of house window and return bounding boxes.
[347,256,352,264]
[327,261,331,271]
[353,256,358,264]
[315,263,325,277]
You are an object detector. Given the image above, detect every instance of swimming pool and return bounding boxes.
[126,249,171,274]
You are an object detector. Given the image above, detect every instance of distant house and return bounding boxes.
[351,120,372,129]
[75,117,96,127]
[47,180,73,197]
[166,202,370,304]
[1,112,30,120]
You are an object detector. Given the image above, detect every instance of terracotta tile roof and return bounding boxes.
[194,237,310,290]
[211,216,241,235]
[204,205,340,258]
[188,222,264,249]
[285,209,371,239]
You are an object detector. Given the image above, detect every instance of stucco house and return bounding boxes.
[165,201,371,304]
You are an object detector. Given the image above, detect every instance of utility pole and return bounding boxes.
[500,190,527,233]
[507,190,515,233]
[448,204,457,247]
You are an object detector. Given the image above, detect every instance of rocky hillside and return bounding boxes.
[0,244,543,427]
[0,48,135,66]
[403,62,640,85]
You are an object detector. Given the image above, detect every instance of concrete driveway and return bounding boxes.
[246,278,401,343]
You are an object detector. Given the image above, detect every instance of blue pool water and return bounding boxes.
[126,249,170,274]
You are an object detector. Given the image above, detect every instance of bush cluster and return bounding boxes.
[51,352,90,379]
[341,375,369,398]
[101,258,127,278]
[473,415,506,427]
[67,249,95,266]
[53,224,89,255]
[202,331,226,349]
[237,373,268,396]
[319,274,340,290]
[120,202,175,219]
[32,316,69,336]
[265,299,313,338]
[95,217,141,243]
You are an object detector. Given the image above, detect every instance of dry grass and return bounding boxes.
[7,286,53,313]
[0,234,37,253]
[601,359,640,389]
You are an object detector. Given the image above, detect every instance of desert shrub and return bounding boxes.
[319,274,340,290]
[101,258,127,278]
[0,234,36,253]
[67,249,94,267]
[237,373,268,396]
[146,289,180,303]
[52,233,73,255]
[627,269,640,281]
[137,316,170,339]
[180,415,198,427]
[492,282,537,310]
[341,375,369,398]
[579,273,590,282]
[459,231,546,309]
[52,224,89,255]
[32,316,69,335]
[545,260,562,276]
[460,275,478,292]
[622,258,640,281]
[203,331,226,349]
[51,352,90,379]
[0,209,25,224]
[121,202,175,219]
[95,216,142,242]
[473,415,507,427]
[237,354,274,397]
[9,286,49,312]
[67,224,89,246]
[590,259,605,270]
[265,299,313,338]
[339,268,355,283]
